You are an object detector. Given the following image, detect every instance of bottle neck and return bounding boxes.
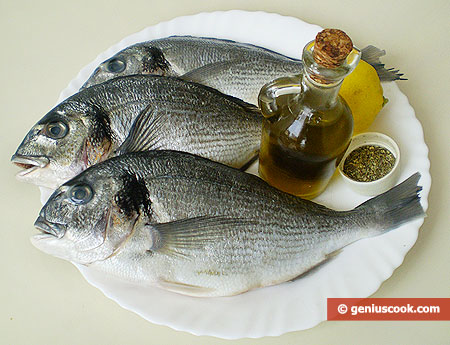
[300,69,343,109]
[297,39,361,110]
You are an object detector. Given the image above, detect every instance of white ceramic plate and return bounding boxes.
[41,10,430,339]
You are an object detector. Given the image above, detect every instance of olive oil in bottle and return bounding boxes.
[258,29,360,199]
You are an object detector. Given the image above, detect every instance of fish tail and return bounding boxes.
[361,45,407,81]
[354,173,425,235]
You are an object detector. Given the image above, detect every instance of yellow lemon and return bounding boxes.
[339,60,386,135]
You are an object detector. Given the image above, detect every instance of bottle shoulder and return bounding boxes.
[283,94,352,126]
[264,98,353,157]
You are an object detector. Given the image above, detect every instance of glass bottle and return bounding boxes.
[258,29,361,199]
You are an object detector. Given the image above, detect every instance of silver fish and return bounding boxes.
[11,75,262,189]
[82,36,405,104]
[32,151,424,297]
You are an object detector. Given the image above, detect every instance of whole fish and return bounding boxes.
[32,150,424,297]
[11,75,261,189]
[82,36,405,104]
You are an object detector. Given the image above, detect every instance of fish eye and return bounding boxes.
[44,120,69,139]
[106,58,126,73]
[68,184,93,205]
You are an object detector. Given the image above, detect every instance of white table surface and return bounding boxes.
[1,0,449,344]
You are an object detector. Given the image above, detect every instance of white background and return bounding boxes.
[1,0,449,344]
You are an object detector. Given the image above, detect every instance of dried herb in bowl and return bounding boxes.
[342,145,396,182]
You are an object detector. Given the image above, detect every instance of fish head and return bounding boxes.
[12,102,112,189]
[81,45,173,88]
[31,165,150,264]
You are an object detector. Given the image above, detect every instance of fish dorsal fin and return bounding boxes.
[361,45,407,81]
[144,216,257,258]
[115,104,165,155]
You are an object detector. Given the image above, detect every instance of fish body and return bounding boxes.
[12,75,262,189]
[82,36,305,104]
[82,36,404,104]
[32,151,424,297]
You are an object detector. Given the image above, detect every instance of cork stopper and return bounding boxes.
[313,29,353,68]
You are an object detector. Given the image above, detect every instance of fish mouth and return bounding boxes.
[34,216,65,239]
[11,154,50,177]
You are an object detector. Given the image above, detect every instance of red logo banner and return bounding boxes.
[327,298,450,321]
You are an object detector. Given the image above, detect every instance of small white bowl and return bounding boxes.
[338,132,401,196]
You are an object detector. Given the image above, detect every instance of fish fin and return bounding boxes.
[326,248,343,260]
[355,172,425,235]
[181,65,261,111]
[158,279,215,296]
[181,60,239,83]
[361,45,386,65]
[144,216,257,257]
[115,104,165,155]
[289,249,342,282]
[361,45,407,81]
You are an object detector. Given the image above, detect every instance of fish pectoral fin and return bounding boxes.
[158,278,215,296]
[181,60,239,83]
[289,249,343,282]
[181,61,261,111]
[143,216,257,257]
[115,104,165,155]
